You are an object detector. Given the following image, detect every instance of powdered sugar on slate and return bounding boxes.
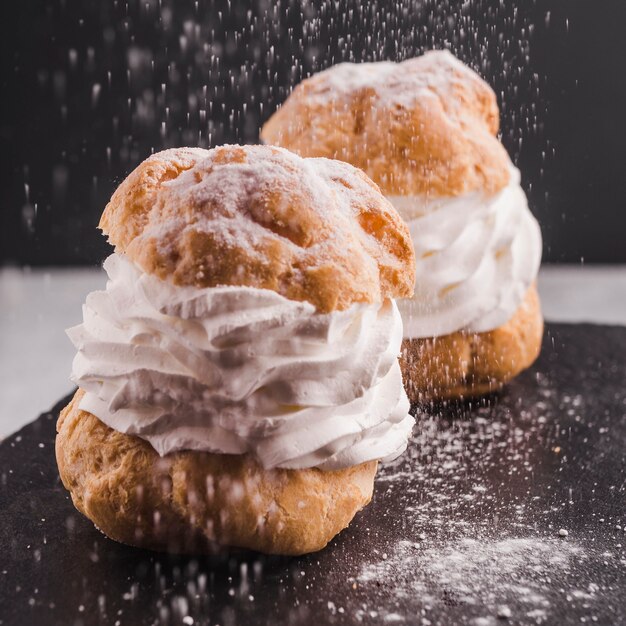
[357,536,587,622]
[344,371,625,625]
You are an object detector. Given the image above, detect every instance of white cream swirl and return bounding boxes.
[389,166,542,339]
[67,254,414,470]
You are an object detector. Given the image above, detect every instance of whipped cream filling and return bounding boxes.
[68,254,414,470]
[388,166,542,339]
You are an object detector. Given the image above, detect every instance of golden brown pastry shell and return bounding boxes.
[261,50,511,198]
[99,144,415,313]
[56,390,377,556]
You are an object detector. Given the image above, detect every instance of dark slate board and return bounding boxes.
[1,323,625,626]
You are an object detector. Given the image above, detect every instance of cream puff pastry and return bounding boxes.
[261,50,544,400]
[56,145,416,555]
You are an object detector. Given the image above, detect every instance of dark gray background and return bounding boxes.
[1,0,625,267]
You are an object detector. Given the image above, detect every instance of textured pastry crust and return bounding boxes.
[56,390,377,556]
[261,50,510,197]
[99,144,415,313]
[400,285,544,401]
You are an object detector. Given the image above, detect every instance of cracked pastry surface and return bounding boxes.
[99,144,415,313]
[261,49,510,197]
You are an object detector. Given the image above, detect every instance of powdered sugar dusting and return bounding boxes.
[303,50,482,109]
[356,537,586,622]
[338,359,626,624]
[113,143,414,312]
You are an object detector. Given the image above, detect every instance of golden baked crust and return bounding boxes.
[261,50,511,197]
[99,144,415,313]
[56,390,377,556]
[400,285,544,401]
